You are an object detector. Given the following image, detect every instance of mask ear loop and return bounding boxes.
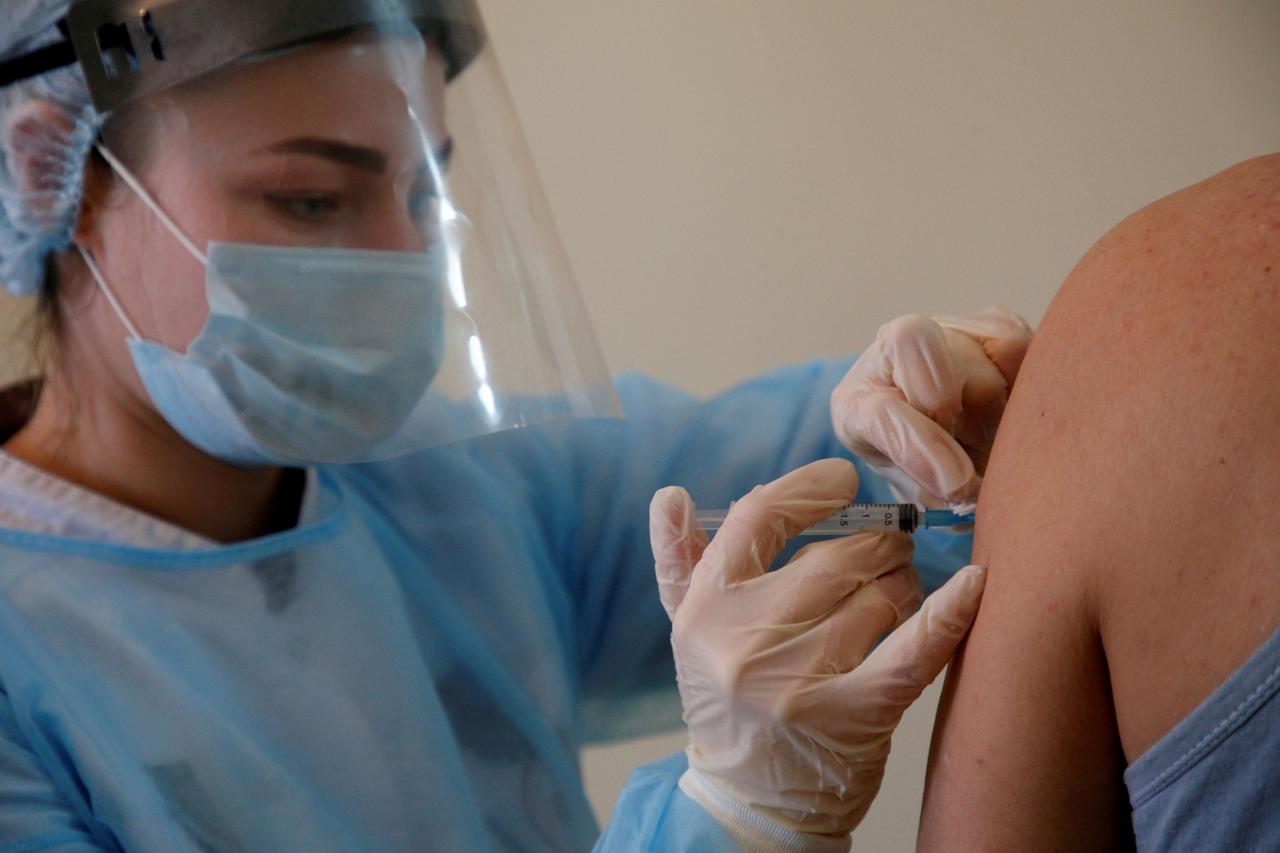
[93,143,208,266]
[78,143,210,343]
[76,243,142,341]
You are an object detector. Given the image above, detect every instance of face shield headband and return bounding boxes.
[0,0,486,113]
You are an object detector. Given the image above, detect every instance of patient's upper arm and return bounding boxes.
[917,155,1280,850]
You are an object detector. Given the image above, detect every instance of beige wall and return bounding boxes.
[475,0,1280,847]
[1,1,1277,848]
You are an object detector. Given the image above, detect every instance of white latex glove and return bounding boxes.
[832,306,1033,510]
[651,459,986,846]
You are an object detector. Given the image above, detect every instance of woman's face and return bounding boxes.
[74,33,450,399]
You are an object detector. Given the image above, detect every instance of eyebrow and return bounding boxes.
[257,136,456,173]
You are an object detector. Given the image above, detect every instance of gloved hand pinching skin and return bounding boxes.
[831,306,1033,510]
[650,459,987,841]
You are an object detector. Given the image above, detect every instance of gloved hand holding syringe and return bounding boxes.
[651,306,1030,847]
[695,501,974,535]
[651,459,987,845]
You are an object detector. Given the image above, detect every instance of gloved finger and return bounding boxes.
[954,411,1000,477]
[792,565,983,744]
[840,314,965,430]
[762,565,922,731]
[934,306,1034,387]
[814,565,923,674]
[842,388,978,505]
[700,458,859,586]
[941,327,1009,473]
[768,531,914,624]
[942,327,1008,412]
[649,486,709,620]
[843,564,986,716]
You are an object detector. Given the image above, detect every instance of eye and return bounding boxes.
[267,193,341,223]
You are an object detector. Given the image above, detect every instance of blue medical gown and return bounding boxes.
[0,360,972,851]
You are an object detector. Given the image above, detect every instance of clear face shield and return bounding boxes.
[38,0,619,466]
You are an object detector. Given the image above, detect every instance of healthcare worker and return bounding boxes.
[0,1,1031,850]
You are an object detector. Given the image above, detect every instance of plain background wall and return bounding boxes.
[1,1,1278,849]
[473,2,1280,849]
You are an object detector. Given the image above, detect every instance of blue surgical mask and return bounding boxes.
[79,146,446,468]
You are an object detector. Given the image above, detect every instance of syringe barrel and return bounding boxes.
[694,503,919,535]
[820,503,918,534]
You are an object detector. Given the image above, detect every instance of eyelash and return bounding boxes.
[267,193,341,224]
[266,182,442,227]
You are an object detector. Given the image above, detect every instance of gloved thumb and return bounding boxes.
[853,564,986,710]
[649,486,709,620]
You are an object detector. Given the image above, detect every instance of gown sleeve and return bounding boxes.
[561,358,975,744]
[593,752,738,851]
[0,687,105,852]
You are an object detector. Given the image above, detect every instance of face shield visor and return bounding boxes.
[8,0,619,466]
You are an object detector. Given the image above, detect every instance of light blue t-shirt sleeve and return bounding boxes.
[594,752,740,852]
[0,689,105,852]
[560,358,974,742]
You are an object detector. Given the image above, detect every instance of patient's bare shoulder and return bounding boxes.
[1073,154,1280,757]
[917,155,1280,849]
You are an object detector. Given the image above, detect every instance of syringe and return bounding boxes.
[694,503,975,536]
